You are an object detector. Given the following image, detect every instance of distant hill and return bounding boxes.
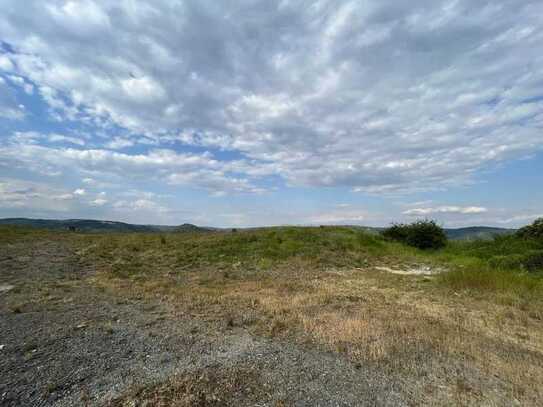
[0,218,211,233]
[357,226,514,240]
[0,218,515,239]
[0,218,157,232]
[174,223,215,233]
[332,225,515,241]
[444,226,515,241]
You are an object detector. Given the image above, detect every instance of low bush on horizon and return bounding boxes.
[516,217,543,240]
[382,220,447,250]
[439,222,543,272]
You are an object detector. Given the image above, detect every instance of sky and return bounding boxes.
[0,0,542,228]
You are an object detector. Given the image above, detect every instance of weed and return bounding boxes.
[383,220,447,250]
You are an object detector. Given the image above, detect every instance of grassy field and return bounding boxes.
[2,225,543,405]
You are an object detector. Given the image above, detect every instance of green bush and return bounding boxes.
[381,223,410,242]
[382,220,447,250]
[516,218,543,240]
[488,254,526,270]
[488,250,543,273]
[522,251,543,272]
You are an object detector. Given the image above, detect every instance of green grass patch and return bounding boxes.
[81,227,391,277]
[0,225,53,244]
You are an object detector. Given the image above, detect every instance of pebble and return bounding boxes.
[0,284,15,293]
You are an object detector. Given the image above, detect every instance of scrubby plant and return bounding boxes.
[381,223,410,242]
[522,251,543,272]
[382,220,447,250]
[406,220,448,250]
[516,218,543,240]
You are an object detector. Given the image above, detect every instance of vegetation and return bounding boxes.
[516,217,543,240]
[382,220,448,250]
[64,222,543,306]
[74,225,542,404]
[80,226,391,278]
[2,222,543,404]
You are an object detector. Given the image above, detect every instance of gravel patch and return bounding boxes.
[1,240,407,406]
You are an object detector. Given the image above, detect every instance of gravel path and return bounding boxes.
[0,240,406,406]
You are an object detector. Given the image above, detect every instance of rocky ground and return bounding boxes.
[1,239,406,406]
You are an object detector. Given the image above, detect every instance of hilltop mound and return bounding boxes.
[174,223,213,233]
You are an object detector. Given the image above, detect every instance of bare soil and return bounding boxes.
[1,239,405,406]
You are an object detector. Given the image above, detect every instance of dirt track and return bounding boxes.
[0,240,406,406]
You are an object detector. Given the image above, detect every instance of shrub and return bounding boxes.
[516,218,543,240]
[489,254,526,270]
[522,251,543,272]
[382,223,410,242]
[382,220,447,250]
[489,250,543,273]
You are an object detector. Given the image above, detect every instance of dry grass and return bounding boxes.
[88,261,543,405]
[4,226,542,405]
[107,366,266,407]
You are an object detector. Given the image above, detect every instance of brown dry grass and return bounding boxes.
[38,227,540,405]
[88,261,543,406]
[3,227,542,405]
[107,366,266,407]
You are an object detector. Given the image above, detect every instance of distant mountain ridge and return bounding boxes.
[0,218,210,233]
[443,226,515,240]
[0,218,515,240]
[349,225,515,240]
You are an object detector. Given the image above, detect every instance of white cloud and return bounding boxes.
[82,178,94,184]
[48,134,86,146]
[403,206,488,216]
[307,206,373,225]
[73,188,86,196]
[0,137,264,196]
[120,76,165,103]
[105,137,134,150]
[46,0,110,35]
[0,178,76,211]
[0,79,25,120]
[113,198,169,214]
[91,198,108,206]
[0,0,541,193]
[0,106,25,120]
[57,193,74,200]
[0,54,14,71]
[495,213,543,224]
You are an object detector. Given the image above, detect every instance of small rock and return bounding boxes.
[75,323,88,330]
[0,284,15,293]
[0,344,5,351]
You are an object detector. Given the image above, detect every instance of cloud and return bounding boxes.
[0,78,25,120]
[0,178,77,211]
[90,198,107,206]
[495,213,543,224]
[403,206,488,216]
[5,74,34,94]
[307,207,372,225]
[113,198,169,214]
[0,0,541,194]
[0,54,14,71]
[73,188,86,196]
[48,134,86,146]
[105,137,134,150]
[0,135,264,196]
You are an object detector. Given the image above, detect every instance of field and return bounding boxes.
[1,226,542,406]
